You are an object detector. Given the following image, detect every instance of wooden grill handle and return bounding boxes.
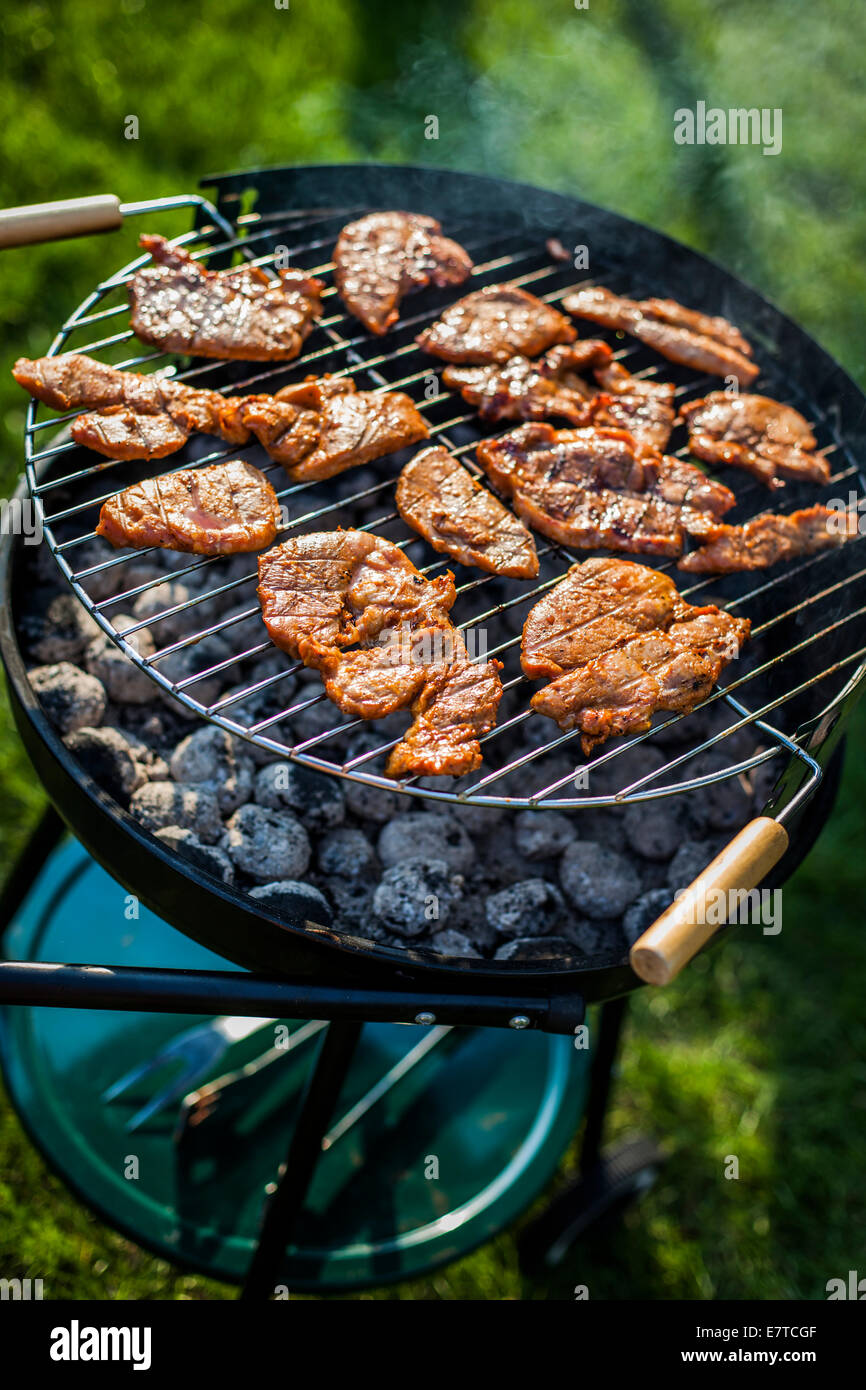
[0,196,123,249]
[629,816,789,986]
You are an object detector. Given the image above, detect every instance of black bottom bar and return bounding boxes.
[0,960,585,1035]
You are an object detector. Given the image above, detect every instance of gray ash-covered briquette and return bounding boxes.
[667,838,727,893]
[131,581,195,643]
[513,809,577,860]
[430,928,482,959]
[23,591,100,664]
[220,803,311,882]
[254,761,346,833]
[85,616,156,705]
[155,826,236,885]
[249,879,332,925]
[622,888,675,946]
[130,781,225,844]
[170,725,255,814]
[373,858,464,936]
[377,812,475,873]
[486,879,565,938]
[64,725,147,803]
[317,827,378,884]
[157,633,233,715]
[560,841,642,920]
[623,800,687,861]
[29,662,107,735]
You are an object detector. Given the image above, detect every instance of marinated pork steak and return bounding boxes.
[443,341,676,452]
[678,504,859,573]
[476,423,735,559]
[443,342,605,424]
[14,355,428,480]
[257,531,503,777]
[128,234,324,361]
[522,557,750,753]
[96,460,282,555]
[678,392,829,488]
[334,211,473,335]
[395,446,539,577]
[416,285,576,364]
[273,378,429,482]
[563,286,759,387]
[591,356,678,454]
[14,352,253,461]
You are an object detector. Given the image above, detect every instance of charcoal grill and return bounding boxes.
[0,164,862,1293]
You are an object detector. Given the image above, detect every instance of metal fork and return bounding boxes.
[101,1015,279,1131]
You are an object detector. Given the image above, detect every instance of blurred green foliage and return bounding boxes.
[0,0,864,1300]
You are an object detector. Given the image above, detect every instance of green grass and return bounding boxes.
[1,0,865,1299]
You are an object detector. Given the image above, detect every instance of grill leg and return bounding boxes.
[240,1018,363,1301]
[579,994,629,1175]
[517,995,665,1276]
[0,804,64,947]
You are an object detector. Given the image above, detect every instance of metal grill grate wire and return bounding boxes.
[22,203,866,809]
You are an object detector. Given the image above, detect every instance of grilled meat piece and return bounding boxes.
[522,557,750,753]
[395,445,539,578]
[128,234,324,361]
[96,460,282,555]
[74,408,191,460]
[522,556,678,678]
[417,285,576,364]
[275,379,429,482]
[563,286,759,387]
[14,354,428,479]
[14,352,253,461]
[13,351,164,413]
[443,341,676,452]
[678,392,828,489]
[334,211,473,335]
[386,655,504,781]
[476,423,734,558]
[590,357,677,453]
[442,341,607,425]
[678,505,859,573]
[257,531,503,777]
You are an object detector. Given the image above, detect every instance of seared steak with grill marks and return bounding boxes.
[96,460,282,555]
[75,408,192,460]
[678,392,828,488]
[13,352,167,413]
[128,234,324,361]
[443,341,676,452]
[522,557,749,753]
[417,285,576,364]
[277,380,429,482]
[396,446,539,577]
[443,341,607,425]
[257,531,503,777]
[334,212,473,335]
[14,352,254,461]
[590,357,677,453]
[14,354,428,479]
[476,423,734,558]
[678,504,859,573]
[563,286,759,386]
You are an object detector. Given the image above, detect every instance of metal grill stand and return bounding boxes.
[0,809,661,1295]
[0,732,845,1294]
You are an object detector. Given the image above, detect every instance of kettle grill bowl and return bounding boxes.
[4,164,865,994]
